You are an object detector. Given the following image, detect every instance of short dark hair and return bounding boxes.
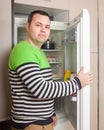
[27,10,51,24]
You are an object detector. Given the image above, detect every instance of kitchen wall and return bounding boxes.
[99,0,104,130]
[0,0,98,130]
[0,0,71,122]
[0,0,12,121]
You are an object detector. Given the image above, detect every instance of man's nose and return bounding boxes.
[41,26,46,32]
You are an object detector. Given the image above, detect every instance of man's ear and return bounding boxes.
[26,23,29,31]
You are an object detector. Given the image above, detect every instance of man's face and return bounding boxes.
[26,13,51,44]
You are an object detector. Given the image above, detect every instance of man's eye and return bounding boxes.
[36,24,41,26]
[46,26,50,29]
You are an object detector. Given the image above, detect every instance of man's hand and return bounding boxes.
[77,67,93,87]
[52,116,58,127]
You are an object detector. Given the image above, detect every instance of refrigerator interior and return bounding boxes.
[43,29,66,81]
[17,27,26,43]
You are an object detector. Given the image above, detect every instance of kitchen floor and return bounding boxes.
[0,120,11,130]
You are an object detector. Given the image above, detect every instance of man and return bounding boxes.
[8,10,93,130]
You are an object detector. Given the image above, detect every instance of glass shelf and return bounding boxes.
[42,49,61,52]
[49,62,61,64]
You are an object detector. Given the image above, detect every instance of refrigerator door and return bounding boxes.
[77,9,90,130]
[64,9,90,130]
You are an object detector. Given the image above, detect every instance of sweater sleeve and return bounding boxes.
[16,62,82,99]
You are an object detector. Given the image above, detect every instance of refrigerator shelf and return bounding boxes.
[42,49,61,52]
[49,62,61,64]
[53,77,62,80]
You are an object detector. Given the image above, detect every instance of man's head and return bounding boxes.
[26,10,51,48]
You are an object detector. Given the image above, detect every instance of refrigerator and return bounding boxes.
[14,9,90,130]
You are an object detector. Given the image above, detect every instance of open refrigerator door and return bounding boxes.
[63,9,90,130]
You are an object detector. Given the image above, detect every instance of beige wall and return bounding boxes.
[0,0,12,121]
[99,0,104,130]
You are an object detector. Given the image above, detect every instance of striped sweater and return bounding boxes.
[8,41,81,128]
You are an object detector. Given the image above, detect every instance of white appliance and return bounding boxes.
[14,9,90,130]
